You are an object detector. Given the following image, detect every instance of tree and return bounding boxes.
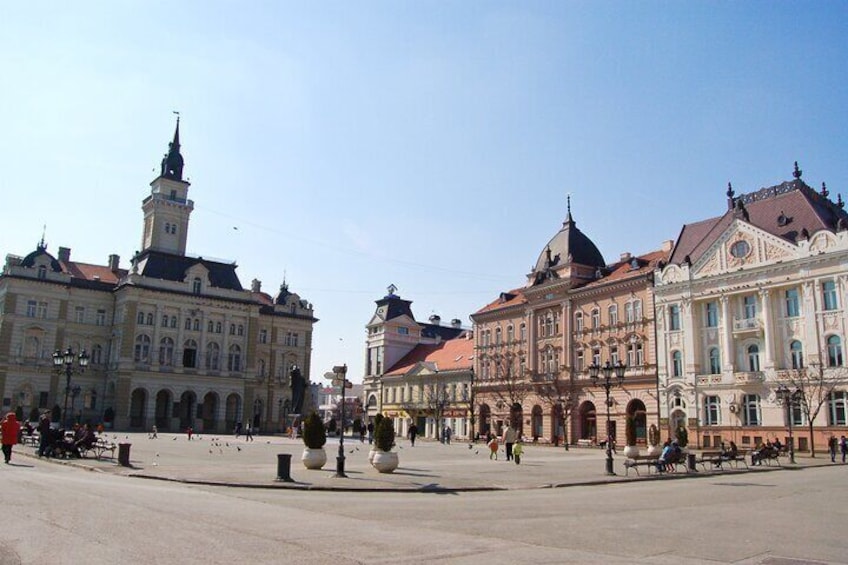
[487,351,529,428]
[532,369,579,449]
[423,379,451,441]
[780,363,848,458]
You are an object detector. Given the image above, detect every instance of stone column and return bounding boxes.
[760,290,775,370]
[720,296,734,372]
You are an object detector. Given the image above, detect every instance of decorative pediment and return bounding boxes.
[184,263,210,282]
[691,220,796,278]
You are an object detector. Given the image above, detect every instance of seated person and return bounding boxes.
[656,440,672,473]
[727,441,739,458]
[772,438,783,452]
[74,424,97,454]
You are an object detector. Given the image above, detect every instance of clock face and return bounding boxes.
[730,240,750,259]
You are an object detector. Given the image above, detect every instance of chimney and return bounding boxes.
[108,254,120,272]
[251,279,262,293]
[451,318,462,328]
[58,247,71,262]
[661,239,674,252]
[429,314,441,325]
[619,252,632,262]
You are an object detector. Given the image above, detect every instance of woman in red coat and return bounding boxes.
[1,412,21,464]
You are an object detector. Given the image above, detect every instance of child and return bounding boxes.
[513,440,523,465]
[487,436,499,460]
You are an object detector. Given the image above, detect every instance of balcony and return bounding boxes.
[732,317,761,333]
[734,371,764,385]
[696,374,725,386]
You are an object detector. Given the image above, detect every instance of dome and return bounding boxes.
[532,203,605,274]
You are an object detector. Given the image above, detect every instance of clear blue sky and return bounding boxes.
[2,2,846,382]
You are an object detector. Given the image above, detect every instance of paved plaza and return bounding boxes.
[2,432,847,564]
[15,431,839,490]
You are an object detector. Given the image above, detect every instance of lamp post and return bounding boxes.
[333,364,348,478]
[52,347,89,428]
[589,360,626,475]
[776,384,801,464]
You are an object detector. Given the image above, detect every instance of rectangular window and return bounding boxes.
[39,391,49,409]
[292,333,299,347]
[743,394,761,426]
[74,306,85,324]
[785,288,800,317]
[26,300,37,317]
[575,350,584,372]
[398,327,409,335]
[669,305,681,331]
[704,395,720,425]
[37,301,48,319]
[829,391,847,426]
[624,303,633,323]
[822,280,839,311]
[259,329,268,344]
[96,309,106,326]
[705,302,719,328]
[592,349,600,367]
[743,295,757,319]
[610,346,619,365]
[609,305,618,326]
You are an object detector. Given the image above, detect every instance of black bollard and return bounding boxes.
[118,443,131,467]
[276,453,293,482]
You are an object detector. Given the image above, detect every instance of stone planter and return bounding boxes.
[371,450,398,473]
[623,445,640,458]
[301,447,327,470]
[646,444,662,457]
[368,447,378,464]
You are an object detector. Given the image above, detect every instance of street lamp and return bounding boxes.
[333,364,348,478]
[52,347,89,428]
[776,384,802,464]
[589,360,626,475]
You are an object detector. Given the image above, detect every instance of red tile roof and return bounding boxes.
[385,334,474,376]
[474,287,527,315]
[575,248,670,290]
[62,261,126,284]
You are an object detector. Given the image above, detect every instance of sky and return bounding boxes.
[2,2,846,383]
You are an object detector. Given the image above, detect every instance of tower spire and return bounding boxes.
[160,113,184,181]
[563,194,574,226]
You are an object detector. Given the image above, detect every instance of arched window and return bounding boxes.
[495,327,502,345]
[215,322,222,334]
[193,319,200,331]
[37,265,47,279]
[506,325,514,343]
[182,339,197,368]
[137,311,145,325]
[229,324,236,336]
[519,323,526,341]
[747,344,760,372]
[161,315,169,327]
[790,340,804,369]
[146,313,154,326]
[207,320,214,332]
[170,316,177,329]
[608,304,618,326]
[206,342,220,370]
[827,335,844,367]
[545,313,554,336]
[708,347,721,374]
[237,324,244,336]
[591,309,600,329]
[671,350,683,377]
[134,335,151,363]
[228,344,242,372]
[91,344,103,365]
[159,337,174,366]
[185,317,192,330]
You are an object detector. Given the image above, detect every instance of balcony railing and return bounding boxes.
[734,371,764,385]
[732,317,761,332]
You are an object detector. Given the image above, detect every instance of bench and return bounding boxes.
[576,439,594,448]
[623,454,659,476]
[752,446,786,466]
[21,433,40,447]
[79,439,117,460]
[696,450,749,471]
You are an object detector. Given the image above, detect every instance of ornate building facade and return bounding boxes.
[0,121,316,432]
[472,200,669,447]
[361,286,471,438]
[654,165,848,451]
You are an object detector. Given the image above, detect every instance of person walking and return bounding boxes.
[150,425,158,439]
[1,412,21,464]
[408,423,418,447]
[503,423,517,462]
[487,435,499,460]
[244,423,254,442]
[840,435,848,463]
[444,426,452,445]
[513,440,524,465]
[828,435,838,463]
[37,413,51,457]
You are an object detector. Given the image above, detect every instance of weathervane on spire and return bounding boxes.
[793,161,802,180]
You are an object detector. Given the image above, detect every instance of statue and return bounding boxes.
[290,364,306,415]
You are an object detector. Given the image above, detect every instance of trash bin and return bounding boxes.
[276,453,293,482]
[118,443,131,467]
[687,452,697,471]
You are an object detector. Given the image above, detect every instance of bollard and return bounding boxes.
[118,443,131,467]
[276,453,293,482]
[687,452,697,471]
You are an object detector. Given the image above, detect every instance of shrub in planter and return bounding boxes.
[625,417,637,446]
[302,412,327,449]
[374,416,395,452]
[29,407,41,423]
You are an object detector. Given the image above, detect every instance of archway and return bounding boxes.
[225,393,241,431]
[626,399,648,445]
[252,398,263,430]
[531,405,543,442]
[155,390,172,431]
[129,388,147,430]
[179,391,197,431]
[579,401,597,441]
[201,392,218,432]
[478,403,491,437]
